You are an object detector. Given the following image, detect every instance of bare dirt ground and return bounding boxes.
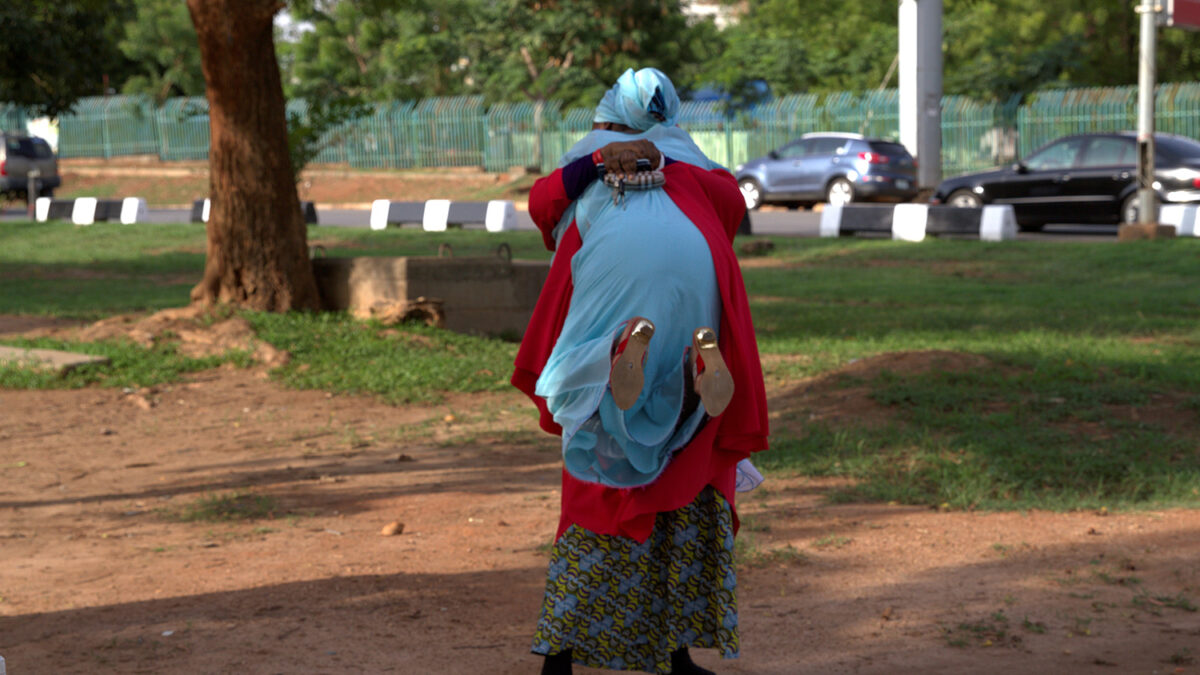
[56,158,533,207]
[2,315,1200,675]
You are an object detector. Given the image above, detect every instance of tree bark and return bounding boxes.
[186,0,321,311]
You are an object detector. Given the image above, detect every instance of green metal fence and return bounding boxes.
[35,82,1200,176]
[156,97,210,161]
[1018,87,1137,156]
[743,93,823,160]
[0,103,28,133]
[1156,82,1200,141]
[57,96,159,159]
[941,94,1022,176]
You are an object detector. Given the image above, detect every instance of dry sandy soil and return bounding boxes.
[56,158,532,207]
[1,313,1198,675]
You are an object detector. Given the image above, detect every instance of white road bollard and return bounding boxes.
[485,200,518,232]
[979,204,1018,241]
[71,197,98,226]
[422,199,451,232]
[369,199,391,231]
[35,197,52,222]
[120,197,148,225]
[891,203,928,242]
[818,204,843,237]
[1158,204,1200,236]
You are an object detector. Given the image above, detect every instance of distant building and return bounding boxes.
[682,2,745,30]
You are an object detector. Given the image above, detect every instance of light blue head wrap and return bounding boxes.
[593,67,680,130]
[549,68,722,247]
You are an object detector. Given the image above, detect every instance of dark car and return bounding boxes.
[930,131,1200,230]
[0,132,60,203]
[735,132,919,210]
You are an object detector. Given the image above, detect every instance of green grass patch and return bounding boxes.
[164,491,279,522]
[4,223,1200,511]
[246,311,517,404]
[0,336,252,389]
[0,220,549,318]
[735,537,808,569]
[747,237,1200,511]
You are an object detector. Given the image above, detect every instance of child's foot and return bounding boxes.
[691,327,733,417]
[610,317,654,410]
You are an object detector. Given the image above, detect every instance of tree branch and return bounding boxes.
[520,46,540,81]
[346,34,369,75]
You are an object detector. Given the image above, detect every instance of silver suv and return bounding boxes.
[735,132,918,210]
[0,133,60,203]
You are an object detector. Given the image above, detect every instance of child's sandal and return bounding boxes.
[610,317,655,410]
[691,326,733,417]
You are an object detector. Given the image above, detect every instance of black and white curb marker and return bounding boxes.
[191,199,318,224]
[1158,204,1200,236]
[368,199,518,232]
[369,200,428,230]
[820,203,1017,241]
[35,197,148,225]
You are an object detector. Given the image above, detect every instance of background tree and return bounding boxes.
[280,0,477,102]
[699,0,897,98]
[186,0,320,312]
[468,0,716,109]
[0,1,136,117]
[119,0,206,102]
[707,0,1200,102]
[947,0,1200,98]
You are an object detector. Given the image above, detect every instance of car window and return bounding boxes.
[810,137,847,154]
[28,139,53,159]
[1080,137,1133,167]
[1025,138,1085,171]
[1155,136,1200,163]
[777,142,806,159]
[4,137,53,159]
[868,141,911,157]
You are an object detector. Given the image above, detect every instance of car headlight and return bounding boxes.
[734,164,744,172]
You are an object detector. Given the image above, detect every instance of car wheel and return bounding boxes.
[946,189,982,208]
[1121,193,1140,224]
[739,178,764,210]
[826,177,854,206]
[37,187,54,200]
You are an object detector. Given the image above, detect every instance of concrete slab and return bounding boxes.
[0,346,111,373]
[311,255,550,338]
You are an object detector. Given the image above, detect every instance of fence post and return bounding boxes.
[101,99,112,159]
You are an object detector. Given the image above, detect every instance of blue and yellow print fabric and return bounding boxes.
[531,487,738,673]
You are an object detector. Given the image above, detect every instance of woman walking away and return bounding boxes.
[512,67,769,674]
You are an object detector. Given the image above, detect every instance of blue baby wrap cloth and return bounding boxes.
[535,74,727,488]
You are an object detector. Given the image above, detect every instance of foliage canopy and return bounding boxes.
[10,0,1200,117]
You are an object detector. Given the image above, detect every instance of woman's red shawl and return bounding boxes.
[511,161,769,543]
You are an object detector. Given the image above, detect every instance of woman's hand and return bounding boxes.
[598,140,661,178]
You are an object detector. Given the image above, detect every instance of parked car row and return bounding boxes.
[735,130,1200,231]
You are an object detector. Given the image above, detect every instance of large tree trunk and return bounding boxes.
[186,0,320,311]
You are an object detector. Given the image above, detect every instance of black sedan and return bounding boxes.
[930,132,1200,230]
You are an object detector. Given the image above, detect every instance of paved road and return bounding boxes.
[2,205,1120,241]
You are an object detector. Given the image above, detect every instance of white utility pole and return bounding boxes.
[898,0,943,189]
[1135,0,1160,225]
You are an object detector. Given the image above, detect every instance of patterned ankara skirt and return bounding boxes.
[531,486,738,673]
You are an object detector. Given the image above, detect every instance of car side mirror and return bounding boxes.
[1011,162,1027,174]
[768,150,780,159]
